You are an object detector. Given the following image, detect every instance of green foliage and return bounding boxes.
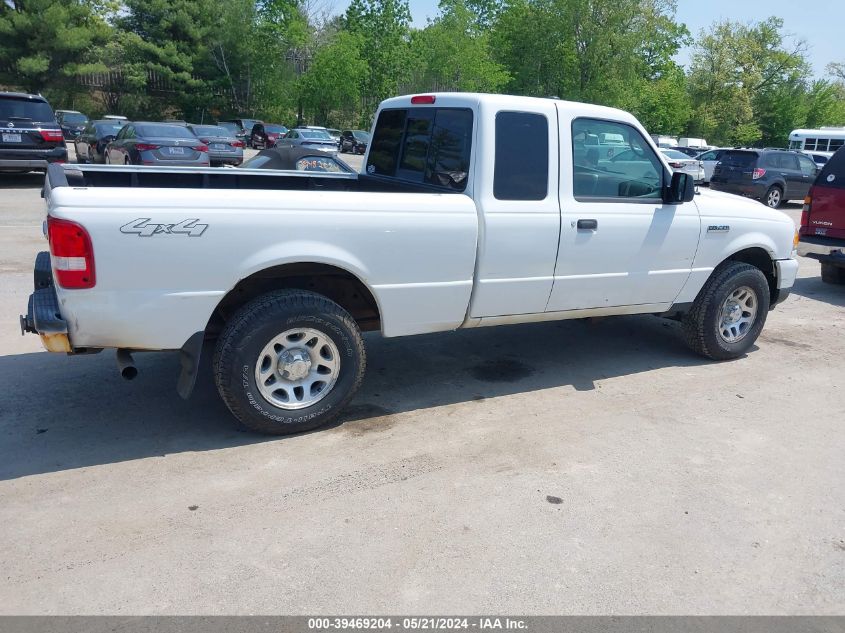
[0,0,842,140]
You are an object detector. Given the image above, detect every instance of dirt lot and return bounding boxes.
[0,164,843,614]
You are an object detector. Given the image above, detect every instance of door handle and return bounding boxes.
[577,219,598,230]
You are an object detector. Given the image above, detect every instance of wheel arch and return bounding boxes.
[719,246,778,304]
[206,261,383,336]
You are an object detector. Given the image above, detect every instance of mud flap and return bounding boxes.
[176,331,204,400]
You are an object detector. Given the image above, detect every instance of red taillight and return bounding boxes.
[411,95,436,104]
[47,217,95,289]
[135,143,160,151]
[231,140,244,148]
[39,129,64,142]
[194,144,209,153]
[752,168,766,180]
[801,195,812,227]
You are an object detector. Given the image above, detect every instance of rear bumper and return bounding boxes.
[798,236,845,268]
[20,251,72,352]
[0,147,68,170]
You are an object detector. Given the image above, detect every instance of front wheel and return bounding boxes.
[682,262,770,360]
[213,289,366,435]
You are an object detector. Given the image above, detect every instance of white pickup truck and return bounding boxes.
[22,93,799,434]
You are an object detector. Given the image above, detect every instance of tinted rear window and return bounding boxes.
[301,130,331,139]
[95,123,125,135]
[265,125,287,133]
[494,111,548,200]
[367,107,473,191]
[817,147,845,189]
[720,151,758,167]
[136,124,196,138]
[192,125,233,137]
[0,97,55,123]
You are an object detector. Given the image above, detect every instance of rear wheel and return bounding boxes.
[821,262,845,285]
[682,262,770,360]
[213,289,366,435]
[764,185,783,209]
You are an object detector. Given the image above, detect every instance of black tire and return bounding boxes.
[821,262,845,285]
[213,289,366,435]
[682,261,770,360]
[764,185,783,209]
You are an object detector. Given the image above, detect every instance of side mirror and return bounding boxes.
[666,171,695,203]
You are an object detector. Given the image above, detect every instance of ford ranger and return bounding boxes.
[21,93,800,435]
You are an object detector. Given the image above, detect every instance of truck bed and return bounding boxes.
[49,164,457,195]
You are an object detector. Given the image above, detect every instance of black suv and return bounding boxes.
[710,148,818,208]
[0,92,67,173]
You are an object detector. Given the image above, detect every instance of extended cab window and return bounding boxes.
[367,107,473,191]
[494,111,548,200]
[572,118,663,200]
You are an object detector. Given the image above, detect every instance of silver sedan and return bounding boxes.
[274,128,338,152]
[660,149,705,184]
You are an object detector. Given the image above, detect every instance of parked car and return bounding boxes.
[650,134,678,148]
[249,123,288,149]
[275,127,338,152]
[802,151,830,167]
[55,110,89,140]
[22,93,798,436]
[798,147,845,284]
[219,118,263,147]
[326,128,341,143]
[0,91,66,173]
[339,129,371,154]
[696,148,729,184]
[678,137,708,149]
[103,115,127,121]
[242,146,353,172]
[74,119,128,164]
[710,149,818,208]
[187,124,244,166]
[104,122,210,167]
[669,146,703,158]
[659,149,705,183]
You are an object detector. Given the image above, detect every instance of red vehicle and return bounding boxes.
[799,147,845,284]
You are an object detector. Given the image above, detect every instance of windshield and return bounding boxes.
[192,125,233,137]
[301,130,331,140]
[63,112,87,124]
[242,119,261,130]
[95,122,125,135]
[0,97,55,123]
[136,124,197,138]
[352,131,371,141]
[661,150,690,160]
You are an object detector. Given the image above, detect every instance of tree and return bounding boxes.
[300,31,367,124]
[408,0,509,93]
[0,0,113,99]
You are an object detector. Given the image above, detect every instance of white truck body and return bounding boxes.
[23,93,800,433]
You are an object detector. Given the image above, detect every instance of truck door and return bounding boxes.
[546,113,700,312]
[468,100,561,317]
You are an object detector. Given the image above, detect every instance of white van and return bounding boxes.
[650,134,678,148]
[678,137,708,149]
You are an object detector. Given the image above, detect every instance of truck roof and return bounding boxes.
[378,92,640,126]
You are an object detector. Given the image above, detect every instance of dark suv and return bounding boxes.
[0,92,67,173]
[710,149,818,208]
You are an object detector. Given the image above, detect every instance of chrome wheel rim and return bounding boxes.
[766,188,781,207]
[718,286,758,343]
[254,328,340,410]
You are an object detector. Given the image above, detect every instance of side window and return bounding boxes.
[494,111,548,200]
[572,118,663,200]
[805,138,817,151]
[782,154,800,170]
[700,151,717,161]
[830,139,844,151]
[816,139,829,152]
[798,156,817,176]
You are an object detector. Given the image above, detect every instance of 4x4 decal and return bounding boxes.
[120,218,208,237]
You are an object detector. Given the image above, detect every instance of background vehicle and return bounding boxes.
[21,93,798,437]
[0,91,66,173]
[105,122,209,166]
[697,148,729,184]
[275,127,337,152]
[802,151,830,167]
[660,149,705,183]
[187,124,244,166]
[788,127,845,156]
[326,128,341,143]
[74,119,127,164]
[339,129,371,154]
[798,147,845,284]
[711,149,818,208]
[678,137,708,149]
[242,146,353,172]
[249,123,288,149]
[670,146,703,158]
[650,134,678,148]
[55,110,89,140]
[103,115,127,121]
[219,118,262,147]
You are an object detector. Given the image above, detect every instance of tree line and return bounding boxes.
[1,0,844,147]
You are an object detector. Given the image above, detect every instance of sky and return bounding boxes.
[327,0,844,79]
